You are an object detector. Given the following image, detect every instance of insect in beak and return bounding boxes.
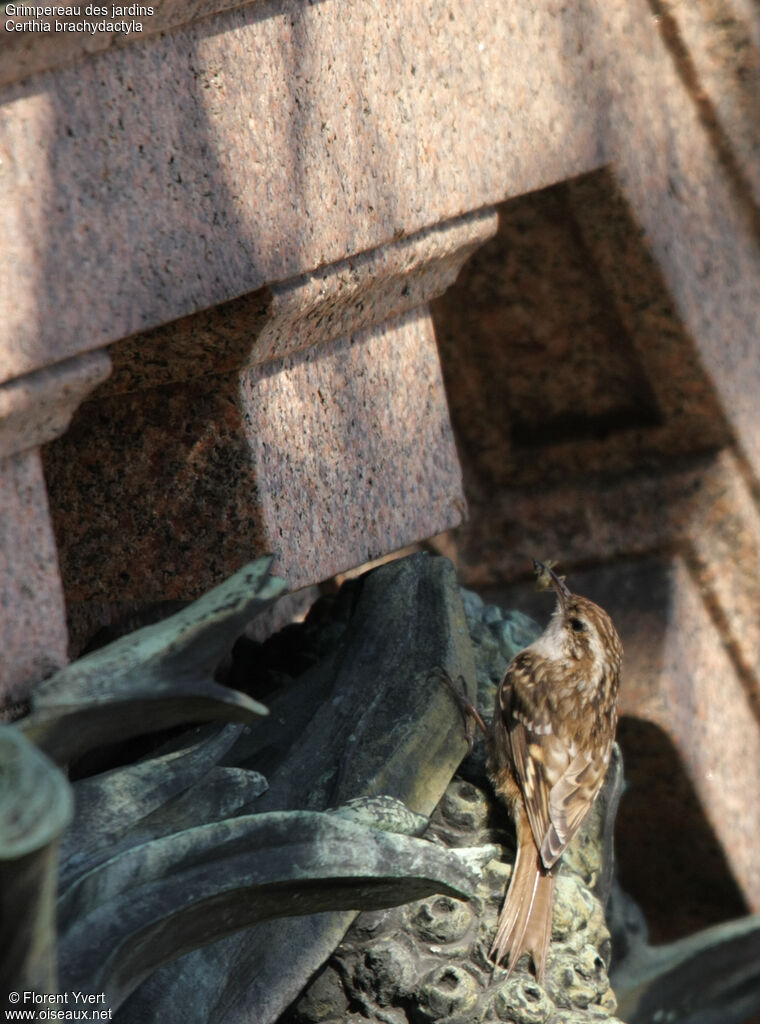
[533,558,571,609]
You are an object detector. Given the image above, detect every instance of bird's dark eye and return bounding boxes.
[570,617,586,633]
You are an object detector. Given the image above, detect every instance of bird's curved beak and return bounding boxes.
[533,559,571,609]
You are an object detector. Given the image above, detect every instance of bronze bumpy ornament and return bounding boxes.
[453,560,623,982]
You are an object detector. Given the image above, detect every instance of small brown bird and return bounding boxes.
[487,560,622,982]
[444,561,622,982]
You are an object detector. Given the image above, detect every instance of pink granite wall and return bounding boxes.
[1,4,760,951]
[0,0,609,382]
[1,0,615,693]
[0,353,110,699]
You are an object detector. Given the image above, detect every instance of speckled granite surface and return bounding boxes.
[599,1,760,481]
[655,0,760,207]
[433,171,760,702]
[0,0,606,383]
[0,351,110,461]
[4,0,759,485]
[0,351,109,700]
[99,209,498,395]
[0,451,69,700]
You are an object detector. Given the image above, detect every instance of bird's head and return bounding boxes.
[531,560,623,681]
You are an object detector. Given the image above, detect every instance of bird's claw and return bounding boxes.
[429,666,488,750]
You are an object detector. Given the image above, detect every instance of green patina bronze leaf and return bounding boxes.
[57,807,494,1011]
[0,725,73,995]
[20,557,286,764]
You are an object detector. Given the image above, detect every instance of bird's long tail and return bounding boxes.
[490,832,555,983]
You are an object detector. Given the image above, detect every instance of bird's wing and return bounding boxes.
[542,750,609,866]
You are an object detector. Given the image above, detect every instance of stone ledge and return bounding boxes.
[0,349,111,699]
[99,208,498,396]
[0,350,111,459]
[0,450,69,699]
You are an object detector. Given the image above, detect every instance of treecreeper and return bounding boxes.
[454,559,623,982]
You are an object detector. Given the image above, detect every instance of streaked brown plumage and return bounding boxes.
[487,561,622,982]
